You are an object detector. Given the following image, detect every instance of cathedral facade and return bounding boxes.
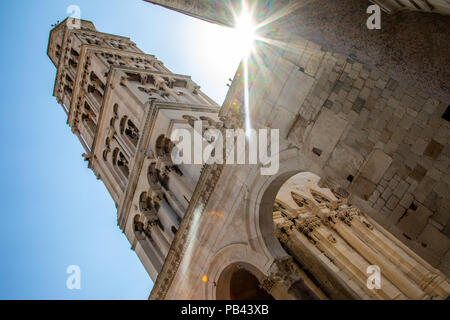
[47,0,450,299]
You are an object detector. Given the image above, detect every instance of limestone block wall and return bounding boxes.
[287,49,449,276]
[222,35,450,276]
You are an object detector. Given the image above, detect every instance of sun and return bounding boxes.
[234,4,257,58]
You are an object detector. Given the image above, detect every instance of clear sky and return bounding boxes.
[0,0,242,299]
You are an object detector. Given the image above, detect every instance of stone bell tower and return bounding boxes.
[47,18,220,281]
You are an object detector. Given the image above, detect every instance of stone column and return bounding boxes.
[328,212,424,299]
[167,169,194,206]
[330,205,450,299]
[150,224,171,257]
[259,256,327,300]
[157,199,180,238]
[274,196,450,299]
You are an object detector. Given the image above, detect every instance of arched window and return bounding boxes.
[147,163,159,187]
[64,85,73,96]
[155,135,173,157]
[81,113,96,136]
[69,59,78,70]
[139,192,153,212]
[117,152,129,178]
[88,85,103,106]
[119,116,128,135]
[133,214,145,233]
[291,191,315,210]
[216,264,274,300]
[112,147,129,179]
[90,71,105,91]
[125,120,139,146]
[102,149,109,161]
[310,190,331,204]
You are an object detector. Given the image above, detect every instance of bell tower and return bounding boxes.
[47,18,220,281]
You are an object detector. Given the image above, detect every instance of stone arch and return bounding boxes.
[290,191,315,210]
[102,149,109,161]
[246,161,449,300]
[310,189,332,203]
[125,119,139,146]
[87,84,103,106]
[147,162,159,187]
[119,115,128,135]
[112,147,129,179]
[216,263,274,300]
[203,244,271,300]
[133,214,145,235]
[90,71,105,90]
[245,148,313,261]
[139,191,153,212]
[155,134,173,157]
[81,113,96,136]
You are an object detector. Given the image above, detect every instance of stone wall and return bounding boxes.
[244,36,450,276]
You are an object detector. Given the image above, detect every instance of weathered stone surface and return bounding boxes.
[419,224,450,257]
[360,149,393,184]
[397,206,432,239]
[304,109,347,165]
[423,139,444,159]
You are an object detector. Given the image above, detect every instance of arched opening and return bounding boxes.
[81,113,96,137]
[69,58,78,71]
[117,152,129,178]
[216,263,274,300]
[230,269,274,300]
[147,163,159,187]
[139,192,153,212]
[90,71,105,91]
[267,172,354,299]
[155,135,173,158]
[257,170,444,300]
[88,85,103,106]
[119,116,128,135]
[125,119,139,147]
[256,170,361,300]
[112,147,129,179]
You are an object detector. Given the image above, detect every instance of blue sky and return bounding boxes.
[0,0,241,299]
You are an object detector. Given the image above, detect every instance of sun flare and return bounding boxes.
[234,5,257,59]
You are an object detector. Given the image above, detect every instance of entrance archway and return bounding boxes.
[257,171,450,300]
[216,263,274,300]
